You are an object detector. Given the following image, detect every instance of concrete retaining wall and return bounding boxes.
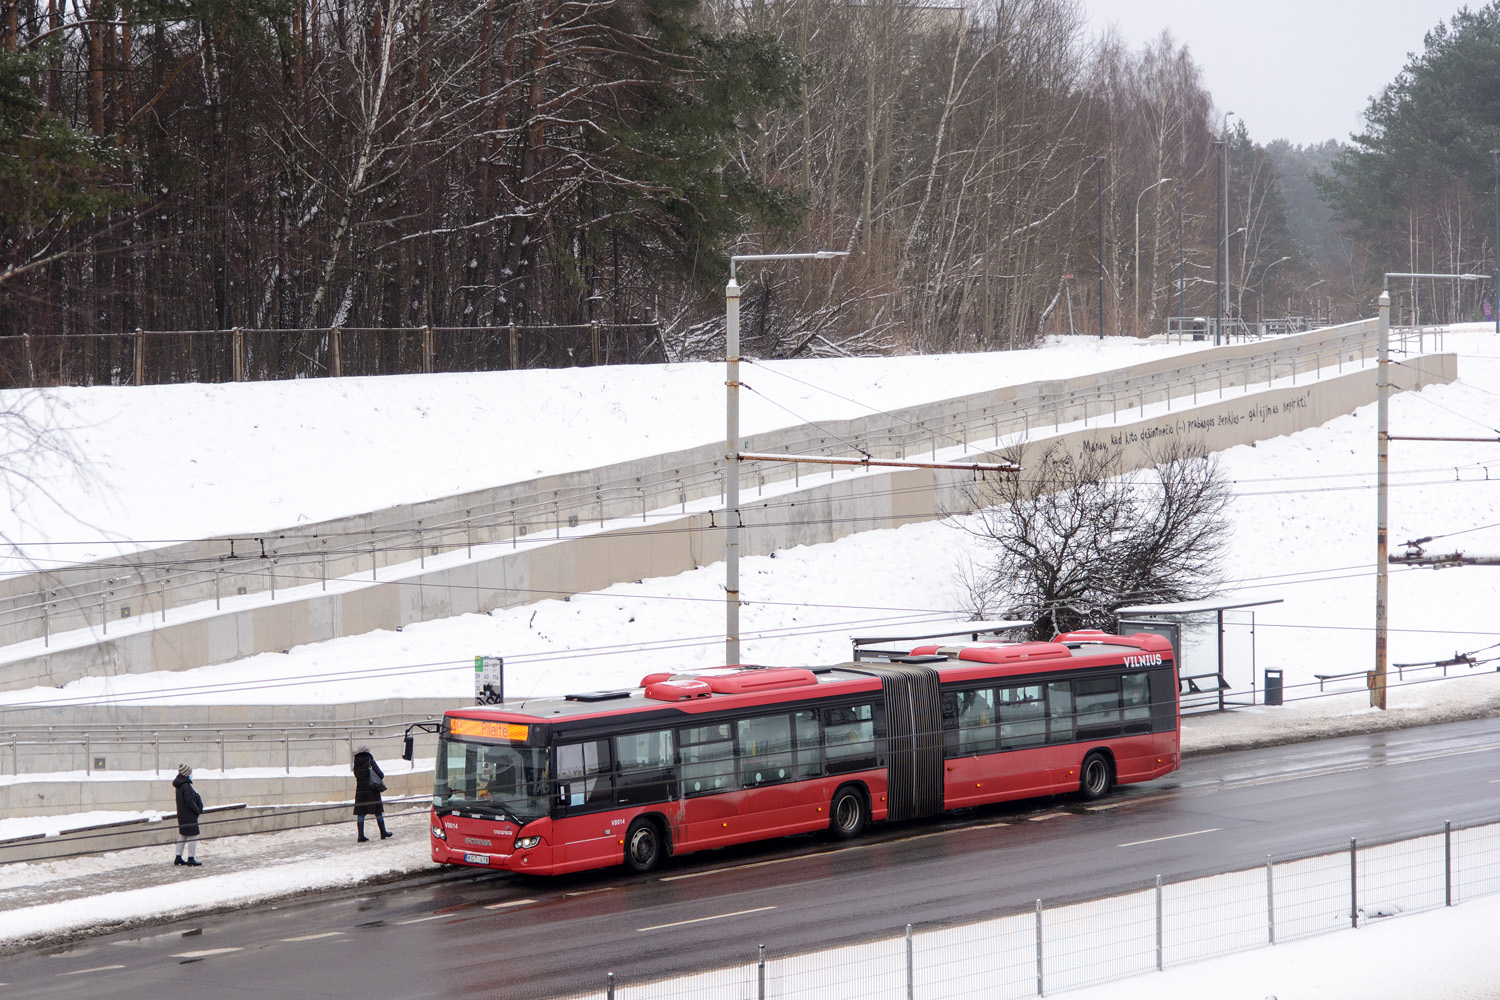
[0,346,1452,695]
[0,322,1380,650]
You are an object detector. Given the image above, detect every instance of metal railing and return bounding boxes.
[556,815,1500,1000]
[0,717,437,776]
[0,319,1390,657]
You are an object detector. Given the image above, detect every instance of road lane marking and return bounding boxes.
[637,906,776,932]
[660,821,1014,882]
[483,899,537,910]
[1027,812,1068,822]
[280,932,345,942]
[1118,828,1220,847]
[396,914,452,925]
[661,854,806,882]
[172,948,244,959]
[1085,794,1173,812]
[57,966,126,977]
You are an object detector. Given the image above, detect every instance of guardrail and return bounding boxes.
[0,320,1388,654]
[554,814,1500,1000]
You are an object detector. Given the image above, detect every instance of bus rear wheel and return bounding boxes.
[623,818,663,873]
[1079,752,1113,801]
[829,787,868,840]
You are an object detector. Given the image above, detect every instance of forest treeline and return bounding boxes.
[2,0,1484,383]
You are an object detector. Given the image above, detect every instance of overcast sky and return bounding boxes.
[1083,0,1472,147]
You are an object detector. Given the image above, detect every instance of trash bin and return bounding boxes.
[1191,317,1207,341]
[1264,668,1283,706]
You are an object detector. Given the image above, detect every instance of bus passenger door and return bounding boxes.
[553,740,619,869]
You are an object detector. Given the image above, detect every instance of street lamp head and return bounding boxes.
[811,250,849,260]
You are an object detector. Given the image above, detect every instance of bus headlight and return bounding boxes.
[432,824,447,841]
[515,836,541,850]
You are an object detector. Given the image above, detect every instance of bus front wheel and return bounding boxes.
[1079,752,1113,801]
[829,787,868,840]
[623,818,663,873]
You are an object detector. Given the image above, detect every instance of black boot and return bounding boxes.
[358,835,370,842]
[174,856,184,866]
[184,858,203,867]
[380,831,393,840]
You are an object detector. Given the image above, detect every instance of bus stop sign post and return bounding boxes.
[475,655,504,705]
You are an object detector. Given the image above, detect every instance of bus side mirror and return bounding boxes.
[402,735,414,762]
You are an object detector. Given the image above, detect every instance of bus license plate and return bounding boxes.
[465,853,491,865]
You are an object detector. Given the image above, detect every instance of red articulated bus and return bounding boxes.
[424,630,1178,876]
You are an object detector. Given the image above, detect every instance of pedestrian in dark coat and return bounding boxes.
[352,745,391,842]
[173,764,204,867]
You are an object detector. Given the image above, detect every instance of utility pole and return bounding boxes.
[1373,270,1485,709]
[1492,150,1499,335]
[1374,286,1390,709]
[723,250,1018,668]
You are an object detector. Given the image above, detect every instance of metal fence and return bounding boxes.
[0,322,665,388]
[561,817,1500,1000]
[0,319,1392,654]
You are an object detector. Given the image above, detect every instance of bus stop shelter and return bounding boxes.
[1116,598,1283,712]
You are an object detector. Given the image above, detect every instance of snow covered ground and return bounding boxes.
[2,330,1496,717]
[3,328,1500,995]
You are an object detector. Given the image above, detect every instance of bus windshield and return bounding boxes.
[434,736,550,824]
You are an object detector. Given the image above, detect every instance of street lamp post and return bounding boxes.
[1134,176,1173,337]
[1300,278,1326,324]
[1221,113,1234,334]
[1094,156,1107,338]
[1213,140,1225,344]
[724,250,847,666]
[1175,183,1186,326]
[1373,270,1485,709]
[1224,226,1245,334]
[1257,255,1290,329]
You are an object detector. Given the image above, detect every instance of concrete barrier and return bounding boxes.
[0,799,433,864]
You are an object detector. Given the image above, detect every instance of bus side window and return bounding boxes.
[737,714,793,787]
[998,684,1045,748]
[554,740,612,811]
[1047,682,1075,744]
[1122,673,1151,720]
[679,723,734,796]
[614,729,675,805]
[792,710,821,779]
[824,704,876,774]
[957,687,997,754]
[941,692,960,757]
